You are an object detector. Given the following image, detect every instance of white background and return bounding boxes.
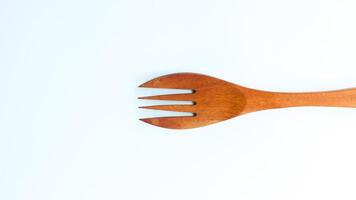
[1,0,356,199]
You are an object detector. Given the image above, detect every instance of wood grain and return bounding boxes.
[139,73,356,129]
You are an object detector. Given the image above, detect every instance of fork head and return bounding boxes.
[138,73,247,129]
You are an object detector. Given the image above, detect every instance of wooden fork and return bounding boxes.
[138,73,356,129]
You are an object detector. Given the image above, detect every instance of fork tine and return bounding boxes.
[139,116,197,129]
[139,105,195,112]
[138,93,194,101]
[139,73,202,89]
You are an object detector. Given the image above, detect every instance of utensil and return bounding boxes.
[138,73,356,129]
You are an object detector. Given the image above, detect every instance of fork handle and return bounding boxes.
[245,88,356,112]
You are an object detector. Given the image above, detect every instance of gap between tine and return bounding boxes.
[139,104,195,113]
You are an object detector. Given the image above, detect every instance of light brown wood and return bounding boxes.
[139,73,356,129]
